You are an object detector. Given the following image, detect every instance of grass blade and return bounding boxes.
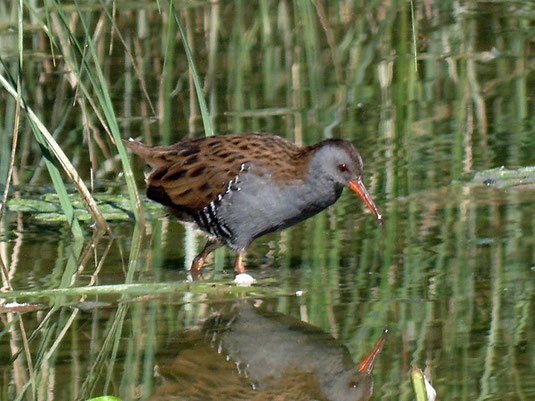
[0,64,109,237]
[45,0,145,225]
[171,1,214,137]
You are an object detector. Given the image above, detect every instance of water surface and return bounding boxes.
[1,1,535,400]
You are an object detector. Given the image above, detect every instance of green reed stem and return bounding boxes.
[172,1,214,137]
[161,5,177,144]
[410,0,418,72]
[45,0,145,226]
[169,0,214,136]
[0,65,86,239]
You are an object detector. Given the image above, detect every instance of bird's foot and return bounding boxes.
[234,273,256,286]
[189,259,205,281]
[188,270,204,281]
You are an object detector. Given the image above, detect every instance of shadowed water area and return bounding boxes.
[1,1,535,400]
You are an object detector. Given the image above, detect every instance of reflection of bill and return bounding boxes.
[149,301,387,401]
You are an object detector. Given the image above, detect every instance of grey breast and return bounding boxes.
[217,305,355,389]
[216,165,344,250]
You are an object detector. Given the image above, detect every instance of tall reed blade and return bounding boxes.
[0,65,99,239]
[74,0,146,225]
[171,1,214,137]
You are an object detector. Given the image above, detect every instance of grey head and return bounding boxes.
[308,139,382,224]
[320,328,388,401]
[321,369,373,401]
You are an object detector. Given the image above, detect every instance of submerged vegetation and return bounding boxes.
[0,1,534,400]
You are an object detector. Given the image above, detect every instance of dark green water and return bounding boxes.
[1,1,535,400]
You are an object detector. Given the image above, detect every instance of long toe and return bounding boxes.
[190,258,204,280]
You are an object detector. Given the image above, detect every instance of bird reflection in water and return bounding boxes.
[148,301,387,401]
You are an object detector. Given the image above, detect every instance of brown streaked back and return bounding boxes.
[124,134,314,213]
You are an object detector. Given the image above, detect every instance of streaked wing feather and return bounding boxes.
[128,134,306,214]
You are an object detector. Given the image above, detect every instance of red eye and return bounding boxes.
[338,164,348,172]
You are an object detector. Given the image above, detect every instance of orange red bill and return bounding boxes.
[349,179,383,225]
[358,328,388,374]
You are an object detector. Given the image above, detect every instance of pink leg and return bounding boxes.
[233,252,247,275]
[190,239,222,279]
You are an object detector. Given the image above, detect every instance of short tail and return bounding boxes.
[123,138,166,168]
